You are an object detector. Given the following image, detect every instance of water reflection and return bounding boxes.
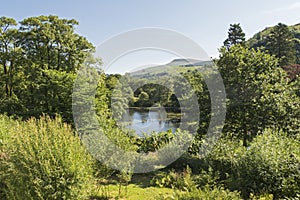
[125,108,180,136]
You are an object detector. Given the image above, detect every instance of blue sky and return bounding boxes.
[1,0,299,73]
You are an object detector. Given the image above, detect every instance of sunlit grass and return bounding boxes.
[94,184,174,200]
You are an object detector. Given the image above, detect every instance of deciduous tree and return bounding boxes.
[217,45,299,146]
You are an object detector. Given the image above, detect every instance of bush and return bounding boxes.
[160,186,241,200]
[237,129,300,198]
[136,130,174,153]
[150,166,196,191]
[204,138,245,186]
[0,115,95,199]
[192,166,220,188]
[0,115,18,199]
[206,129,300,199]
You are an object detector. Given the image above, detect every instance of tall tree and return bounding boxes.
[19,15,93,72]
[0,15,95,121]
[265,23,296,66]
[0,17,19,97]
[223,23,246,49]
[0,17,27,115]
[217,45,299,146]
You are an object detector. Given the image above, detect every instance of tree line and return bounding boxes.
[0,15,93,121]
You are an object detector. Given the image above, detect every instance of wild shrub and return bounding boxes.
[237,129,300,198]
[150,165,196,191]
[0,115,95,200]
[176,186,241,200]
[136,130,174,153]
[205,129,300,199]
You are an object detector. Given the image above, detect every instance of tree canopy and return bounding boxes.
[217,44,299,146]
[223,23,246,49]
[0,15,94,121]
[265,23,296,66]
[248,22,299,66]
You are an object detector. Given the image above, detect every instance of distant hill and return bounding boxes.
[247,23,300,64]
[165,58,212,67]
[129,58,212,78]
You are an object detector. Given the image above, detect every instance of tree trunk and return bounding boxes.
[4,63,9,96]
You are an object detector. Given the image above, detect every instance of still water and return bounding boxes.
[124,108,180,136]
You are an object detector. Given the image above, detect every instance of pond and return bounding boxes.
[121,107,181,136]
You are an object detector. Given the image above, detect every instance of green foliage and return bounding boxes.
[265,23,296,66]
[20,68,76,121]
[237,130,300,199]
[248,22,300,65]
[171,186,241,200]
[0,115,15,199]
[136,91,150,107]
[136,131,174,153]
[223,23,246,49]
[206,129,300,199]
[116,171,133,197]
[192,166,220,188]
[182,71,211,154]
[217,44,299,146]
[0,15,94,122]
[294,75,300,97]
[73,63,138,175]
[249,193,274,200]
[19,15,93,72]
[150,166,196,191]
[134,83,172,107]
[0,115,94,199]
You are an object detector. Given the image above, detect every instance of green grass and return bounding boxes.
[90,172,176,200]
[89,155,204,200]
[95,184,174,200]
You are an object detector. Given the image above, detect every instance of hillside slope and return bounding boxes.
[247,23,300,63]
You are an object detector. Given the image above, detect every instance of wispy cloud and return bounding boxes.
[263,2,300,14]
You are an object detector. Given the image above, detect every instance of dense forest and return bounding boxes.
[0,16,299,199]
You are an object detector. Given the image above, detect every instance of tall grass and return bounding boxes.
[0,115,94,199]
